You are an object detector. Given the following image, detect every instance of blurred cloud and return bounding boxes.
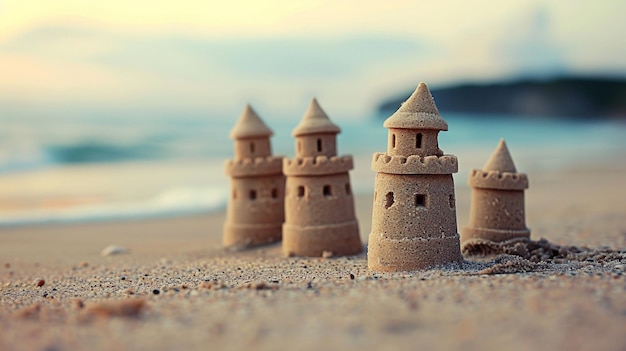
[0,23,438,117]
[493,5,564,75]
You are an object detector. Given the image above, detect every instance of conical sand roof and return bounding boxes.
[483,139,517,172]
[292,98,340,136]
[230,104,273,139]
[383,82,448,131]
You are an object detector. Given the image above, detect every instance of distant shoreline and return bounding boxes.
[378,76,626,119]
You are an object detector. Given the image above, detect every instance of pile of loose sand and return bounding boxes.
[463,237,626,274]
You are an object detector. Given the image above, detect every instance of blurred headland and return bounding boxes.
[379,76,626,120]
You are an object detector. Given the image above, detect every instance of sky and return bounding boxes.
[1,0,626,120]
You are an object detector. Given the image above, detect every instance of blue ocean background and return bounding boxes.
[1,111,625,226]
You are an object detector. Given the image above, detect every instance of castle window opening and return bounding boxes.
[384,192,395,209]
[317,138,322,152]
[392,134,396,148]
[297,186,305,198]
[297,141,302,153]
[323,185,332,197]
[249,189,257,200]
[345,183,351,195]
[250,142,255,154]
[271,188,279,199]
[415,194,426,207]
[416,133,422,148]
[449,194,455,208]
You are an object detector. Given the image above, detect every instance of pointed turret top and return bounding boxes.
[383,82,448,131]
[292,98,341,137]
[229,104,273,139]
[483,139,517,172]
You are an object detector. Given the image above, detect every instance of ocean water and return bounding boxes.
[0,113,624,226]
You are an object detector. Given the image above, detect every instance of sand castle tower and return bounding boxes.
[461,139,530,246]
[368,82,462,272]
[223,105,285,249]
[282,98,362,257]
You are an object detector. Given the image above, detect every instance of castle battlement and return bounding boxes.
[467,169,529,190]
[283,155,353,176]
[371,152,458,175]
[225,156,283,177]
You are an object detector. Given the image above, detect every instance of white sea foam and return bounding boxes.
[0,159,229,227]
[0,185,228,227]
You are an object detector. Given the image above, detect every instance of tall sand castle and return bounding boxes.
[223,105,285,249]
[282,99,362,257]
[368,83,462,272]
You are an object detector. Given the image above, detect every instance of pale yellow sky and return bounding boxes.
[2,1,624,53]
[0,0,553,39]
[0,0,313,37]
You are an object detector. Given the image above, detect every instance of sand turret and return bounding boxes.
[282,98,362,257]
[368,82,462,272]
[461,139,530,248]
[223,105,285,248]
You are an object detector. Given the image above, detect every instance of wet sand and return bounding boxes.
[1,166,625,351]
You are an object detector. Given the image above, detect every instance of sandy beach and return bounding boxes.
[1,164,625,351]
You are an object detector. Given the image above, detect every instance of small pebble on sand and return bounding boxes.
[73,299,85,309]
[34,278,45,287]
[86,299,146,318]
[101,245,127,257]
[240,281,277,290]
[13,303,42,319]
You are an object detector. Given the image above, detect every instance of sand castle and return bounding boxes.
[368,82,462,272]
[461,139,530,246]
[282,98,362,257]
[222,86,527,265]
[223,105,285,249]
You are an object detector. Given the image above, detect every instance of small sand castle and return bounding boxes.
[368,82,462,272]
[223,104,285,249]
[461,139,530,247]
[282,98,362,257]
